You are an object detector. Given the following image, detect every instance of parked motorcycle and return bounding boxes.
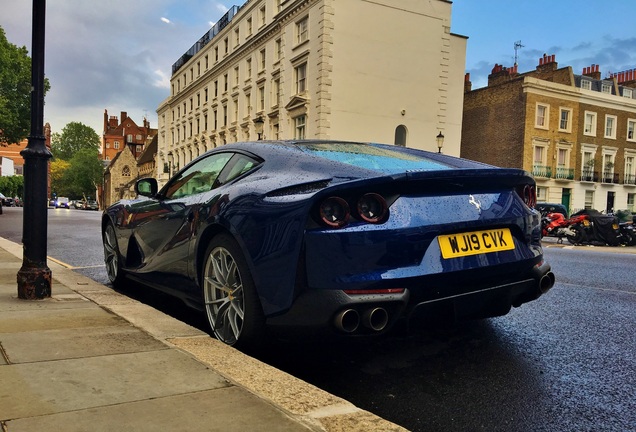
[565,209,621,246]
[541,212,577,242]
[618,222,636,246]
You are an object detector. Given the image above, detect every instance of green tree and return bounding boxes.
[0,175,24,197]
[50,159,71,197]
[51,122,100,161]
[0,26,50,145]
[63,148,103,198]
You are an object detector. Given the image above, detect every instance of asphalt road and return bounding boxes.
[1,206,634,431]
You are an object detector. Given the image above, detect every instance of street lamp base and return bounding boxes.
[17,265,52,299]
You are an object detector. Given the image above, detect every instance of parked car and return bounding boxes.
[74,200,86,209]
[1,194,16,207]
[535,202,568,218]
[102,140,554,349]
[84,200,99,210]
[55,197,70,208]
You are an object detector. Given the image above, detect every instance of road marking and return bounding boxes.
[47,256,105,270]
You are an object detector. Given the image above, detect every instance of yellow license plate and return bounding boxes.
[438,228,515,259]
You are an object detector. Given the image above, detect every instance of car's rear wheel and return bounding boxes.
[202,234,264,349]
[103,222,125,288]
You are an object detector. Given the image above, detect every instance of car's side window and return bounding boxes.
[218,154,262,185]
[164,153,233,199]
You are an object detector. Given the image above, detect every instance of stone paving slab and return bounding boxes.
[4,386,314,432]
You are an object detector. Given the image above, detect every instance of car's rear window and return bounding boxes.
[295,142,450,173]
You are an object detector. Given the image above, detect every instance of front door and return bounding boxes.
[606,191,615,214]
[561,188,571,215]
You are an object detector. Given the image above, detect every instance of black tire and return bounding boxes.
[201,234,265,350]
[103,221,126,288]
[566,224,585,245]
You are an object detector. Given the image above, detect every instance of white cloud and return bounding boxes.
[160,17,171,24]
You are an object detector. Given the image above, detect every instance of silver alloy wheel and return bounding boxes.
[203,245,245,345]
[103,223,120,284]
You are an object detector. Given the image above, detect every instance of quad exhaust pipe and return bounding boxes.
[539,271,555,294]
[334,307,389,333]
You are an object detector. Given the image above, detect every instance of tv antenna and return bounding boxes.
[514,40,524,65]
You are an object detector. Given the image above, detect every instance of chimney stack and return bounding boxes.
[536,53,558,73]
[582,64,601,80]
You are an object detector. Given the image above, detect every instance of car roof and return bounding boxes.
[213,140,490,176]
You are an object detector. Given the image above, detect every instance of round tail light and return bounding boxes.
[357,193,388,224]
[319,197,350,228]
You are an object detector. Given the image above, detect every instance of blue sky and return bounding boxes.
[452,0,636,89]
[1,0,635,136]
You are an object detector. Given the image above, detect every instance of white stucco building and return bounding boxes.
[156,0,466,182]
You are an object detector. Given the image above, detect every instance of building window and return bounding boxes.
[259,5,266,27]
[233,98,239,123]
[105,142,110,149]
[205,88,208,102]
[584,111,597,136]
[535,103,549,129]
[234,66,240,87]
[246,57,252,79]
[628,193,635,212]
[214,109,218,130]
[624,88,633,98]
[584,190,594,209]
[224,37,228,54]
[295,63,307,94]
[605,115,617,139]
[197,93,200,107]
[601,83,612,94]
[394,125,407,146]
[122,166,131,177]
[296,17,308,44]
[136,145,142,153]
[275,38,282,61]
[114,141,120,150]
[628,119,636,141]
[224,73,228,93]
[259,49,266,71]
[272,78,280,107]
[625,155,636,185]
[294,115,306,139]
[245,93,252,116]
[214,80,218,97]
[581,80,591,90]
[234,28,240,47]
[223,105,227,126]
[559,108,572,132]
[258,85,265,111]
[536,186,547,202]
[247,17,253,36]
[532,144,549,177]
[215,46,219,62]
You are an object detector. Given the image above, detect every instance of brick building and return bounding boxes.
[0,123,51,176]
[461,55,636,214]
[102,110,157,162]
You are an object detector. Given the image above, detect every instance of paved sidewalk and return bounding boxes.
[0,237,406,432]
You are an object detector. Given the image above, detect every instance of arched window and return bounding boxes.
[395,125,407,146]
[122,166,131,177]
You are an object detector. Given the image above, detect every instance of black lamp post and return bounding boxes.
[254,116,264,140]
[436,131,445,153]
[17,0,52,299]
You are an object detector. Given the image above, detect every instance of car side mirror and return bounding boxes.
[135,178,158,197]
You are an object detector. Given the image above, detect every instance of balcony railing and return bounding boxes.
[602,171,619,184]
[555,167,574,180]
[624,173,636,185]
[532,164,552,178]
[580,169,599,182]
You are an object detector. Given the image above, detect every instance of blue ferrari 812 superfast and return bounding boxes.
[102,140,554,349]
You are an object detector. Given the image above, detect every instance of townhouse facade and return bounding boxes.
[461,55,636,214]
[102,110,157,162]
[156,0,467,184]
